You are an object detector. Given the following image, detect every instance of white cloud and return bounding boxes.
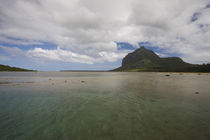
[27,47,128,64]
[0,45,128,64]
[0,0,210,64]
[27,48,95,64]
[0,36,43,46]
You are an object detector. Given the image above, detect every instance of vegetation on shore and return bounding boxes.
[0,64,36,72]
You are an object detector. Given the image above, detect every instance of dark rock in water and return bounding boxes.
[165,120,169,124]
[195,92,199,94]
[150,99,157,102]
[81,81,85,83]
[0,82,12,84]
[165,74,170,77]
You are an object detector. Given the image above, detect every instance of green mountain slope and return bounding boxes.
[0,64,35,71]
[113,47,210,72]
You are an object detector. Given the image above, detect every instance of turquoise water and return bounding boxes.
[0,72,210,140]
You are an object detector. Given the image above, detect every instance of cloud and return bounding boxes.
[0,0,210,64]
[28,48,95,64]
[0,45,128,64]
[0,45,25,57]
[27,47,128,64]
[0,36,43,46]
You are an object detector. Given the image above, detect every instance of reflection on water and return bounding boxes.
[0,72,210,140]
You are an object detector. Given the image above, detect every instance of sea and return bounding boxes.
[0,72,210,140]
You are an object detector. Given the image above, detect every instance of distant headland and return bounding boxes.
[112,46,210,72]
[0,64,36,72]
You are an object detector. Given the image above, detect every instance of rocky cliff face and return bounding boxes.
[113,46,192,72]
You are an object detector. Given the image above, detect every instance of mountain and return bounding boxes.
[0,64,35,71]
[113,47,210,72]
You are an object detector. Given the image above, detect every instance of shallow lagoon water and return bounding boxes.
[0,72,210,140]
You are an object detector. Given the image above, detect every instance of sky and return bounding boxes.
[0,0,210,71]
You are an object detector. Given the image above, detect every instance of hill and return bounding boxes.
[0,64,35,71]
[113,47,210,72]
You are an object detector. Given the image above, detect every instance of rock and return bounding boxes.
[0,82,12,84]
[165,74,170,77]
[165,120,169,124]
[81,81,85,83]
[150,99,157,102]
[195,92,199,94]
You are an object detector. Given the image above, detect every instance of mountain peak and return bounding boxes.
[134,46,156,55]
[136,46,149,51]
[139,46,145,49]
[113,47,192,72]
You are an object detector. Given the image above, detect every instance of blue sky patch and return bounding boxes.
[0,41,57,50]
[116,42,136,50]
